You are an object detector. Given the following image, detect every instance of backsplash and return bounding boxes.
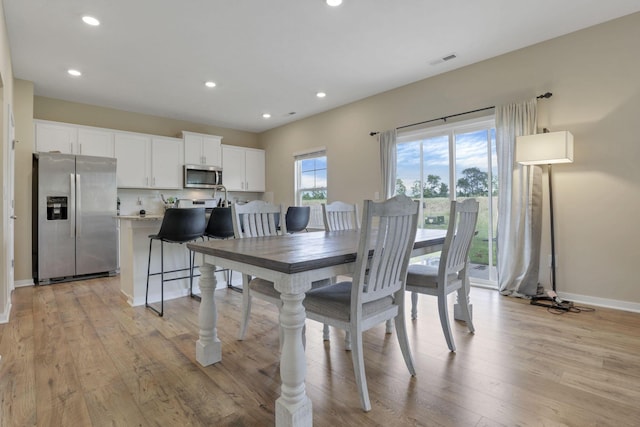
[117,188,260,216]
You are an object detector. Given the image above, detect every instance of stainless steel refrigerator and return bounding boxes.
[33,153,118,284]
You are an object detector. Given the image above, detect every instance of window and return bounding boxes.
[295,149,327,228]
[396,117,498,286]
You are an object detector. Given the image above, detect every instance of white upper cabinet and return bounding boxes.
[244,148,265,192]
[182,131,222,166]
[222,145,265,192]
[35,121,78,154]
[151,136,184,189]
[35,120,114,156]
[114,132,151,188]
[77,127,114,157]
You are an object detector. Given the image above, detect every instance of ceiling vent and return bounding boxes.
[429,53,457,66]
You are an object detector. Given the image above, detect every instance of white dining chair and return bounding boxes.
[233,201,285,340]
[235,201,331,342]
[406,198,479,352]
[322,201,360,232]
[303,194,419,411]
[321,201,360,344]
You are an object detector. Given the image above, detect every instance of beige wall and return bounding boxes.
[13,80,34,284]
[259,13,640,306]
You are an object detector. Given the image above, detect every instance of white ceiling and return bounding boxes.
[4,1,640,133]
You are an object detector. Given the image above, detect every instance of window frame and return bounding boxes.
[397,116,498,287]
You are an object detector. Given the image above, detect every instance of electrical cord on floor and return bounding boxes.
[530,296,596,315]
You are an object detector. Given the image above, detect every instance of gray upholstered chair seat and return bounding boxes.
[304,282,394,322]
[406,264,459,289]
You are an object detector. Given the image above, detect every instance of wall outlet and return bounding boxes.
[374,191,380,200]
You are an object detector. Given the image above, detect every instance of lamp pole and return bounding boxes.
[548,163,556,292]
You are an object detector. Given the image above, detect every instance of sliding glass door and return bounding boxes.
[396,117,498,286]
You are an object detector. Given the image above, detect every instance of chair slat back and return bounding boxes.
[351,195,419,305]
[322,201,360,231]
[231,201,285,238]
[440,199,479,278]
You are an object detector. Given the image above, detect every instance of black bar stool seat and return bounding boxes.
[145,207,206,316]
[197,207,236,294]
[285,206,310,233]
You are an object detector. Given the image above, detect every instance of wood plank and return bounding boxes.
[2,276,640,426]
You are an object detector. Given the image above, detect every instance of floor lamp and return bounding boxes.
[516,130,574,299]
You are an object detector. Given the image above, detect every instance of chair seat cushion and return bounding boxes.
[406,264,458,288]
[303,281,393,322]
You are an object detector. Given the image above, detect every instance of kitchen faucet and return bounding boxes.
[213,185,229,207]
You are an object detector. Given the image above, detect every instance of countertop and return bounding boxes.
[117,214,163,221]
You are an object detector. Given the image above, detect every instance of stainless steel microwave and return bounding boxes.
[184,165,223,189]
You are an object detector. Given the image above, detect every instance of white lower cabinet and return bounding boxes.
[222,145,265,192]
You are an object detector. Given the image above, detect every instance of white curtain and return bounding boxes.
[379,129,397,199]
[496,99,542,297]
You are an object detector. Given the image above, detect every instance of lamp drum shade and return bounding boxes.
[516,131,574,165]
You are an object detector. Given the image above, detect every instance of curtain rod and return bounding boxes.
[369,92,553,136]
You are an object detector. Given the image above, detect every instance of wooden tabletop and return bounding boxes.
[188,228,446,275]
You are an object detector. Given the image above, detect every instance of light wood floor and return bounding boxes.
[1,277,639,427]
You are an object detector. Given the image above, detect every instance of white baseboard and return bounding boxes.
[0,301,11,324]
[14,279,34,288]
[469,281,640,314]
[558,291,640,313]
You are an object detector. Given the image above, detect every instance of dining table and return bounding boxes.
[187,228,448,426]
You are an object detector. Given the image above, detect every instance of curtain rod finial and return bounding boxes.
[370,131,379,136]
[537,92,553,99]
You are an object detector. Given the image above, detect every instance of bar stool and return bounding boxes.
[145,207,206,316]
[285,206,310,233]
[191,207,236,298]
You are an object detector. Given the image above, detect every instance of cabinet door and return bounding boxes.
[244,149,265,192]
[152,136,184,189]
[114,133,151,188]
[201,135,222,166]
[35,121,77,154]
[222,145,246,191]
[77,128,114,157]
[184,133,203,165]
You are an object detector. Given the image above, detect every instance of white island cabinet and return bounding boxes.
[221,145,265,192]
[118,215,232,306]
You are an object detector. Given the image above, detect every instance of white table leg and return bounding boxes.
[196,263,222,366]
[276,291,312,427]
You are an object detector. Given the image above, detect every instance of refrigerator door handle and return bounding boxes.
[76,173,82,237]
[70,173,76,238]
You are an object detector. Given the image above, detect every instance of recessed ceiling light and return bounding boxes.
[326,0,343,6]
[316,92,326,98]
[262,113,271,119]
[205,81,216,88]
[82,16,100,26]
[67,69,82,77]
